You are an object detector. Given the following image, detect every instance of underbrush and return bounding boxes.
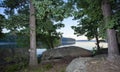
[22,63,66,72]
[1,54,28,72]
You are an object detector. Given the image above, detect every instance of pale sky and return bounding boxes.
[0,8,87,40]
[61,17,87,40]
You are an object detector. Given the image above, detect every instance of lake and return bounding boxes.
[59,40,108,50]
[0,40,108,55]
[37,40,108,55]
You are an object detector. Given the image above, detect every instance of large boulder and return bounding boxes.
[66,56,120,72]
[66,57,92,72]
[41,46,93,62]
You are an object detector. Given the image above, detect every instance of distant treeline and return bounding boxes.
[0,34,17,42]
[62,37,76,45]
[62,37,76,42]
[0,34,76,48]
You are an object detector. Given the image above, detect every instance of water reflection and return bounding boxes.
[58,41,108,50]
[0,41,108,55]
[37,49,46,55]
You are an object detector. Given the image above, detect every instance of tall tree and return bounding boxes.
[71,0,120,57]
[0,0,67,49]
[33,0,71,48]
[72,17,101,51]
[101,0,119,61]
[29,0,38,66]
[71,0,103,51]
[0,0,38,66]
[36,22,64,49]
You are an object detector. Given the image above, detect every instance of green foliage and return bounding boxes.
[103,0,120,30]
[4,55,28,72]
[34,0,66,48]
[34,0,72,21]
[71,0,120,40]
[36,22,64,49]
[1,0,66,49]
[21,63,66,72]
[73,0,102,20]
[0,0,28,15]
[0,14,5,24]
[43,63,53,70]
[92,46,97,55]
[0,14,5,38]
[4,14,29,31]
[72,17,100,40]
[71,0,104,40]
[16,33,30,48]
[106,14,120,30]
[36,17,64,49]
[21,63,53,72]
[60,69,65,72]
[107,18,117,29]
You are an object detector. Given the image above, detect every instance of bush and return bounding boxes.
[4,54,28,72]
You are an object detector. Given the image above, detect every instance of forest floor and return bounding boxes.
[22,57,75,72]
[22,54,120,72]
[22,48,109,72]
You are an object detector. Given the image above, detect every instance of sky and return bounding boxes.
[0,7,87,40]
[60,17,87,40]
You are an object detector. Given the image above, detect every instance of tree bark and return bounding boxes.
[29,0,38,67]
[101,0,119,61]
[107,29,119,57]
[95,34,100,51]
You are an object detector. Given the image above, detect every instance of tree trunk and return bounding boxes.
[49,36,54,49]
[101,0,119,61]
[29,0,38,67]
[95,34,100,51]
[107,29,119,57]
[50,38,54,49]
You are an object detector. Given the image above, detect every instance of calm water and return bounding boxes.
[37,41,108,55]
[58,41,108,50]
[0,41,108,55]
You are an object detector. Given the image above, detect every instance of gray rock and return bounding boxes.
[87,56,120,72]
[93,54,107,58]
[41,46,93,61]
[66,57,92,72]
[66,56,120,72]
